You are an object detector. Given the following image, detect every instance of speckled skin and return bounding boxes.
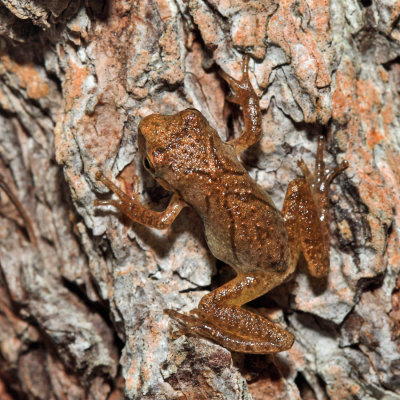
[138,108,288,275]
[95,56,348,354]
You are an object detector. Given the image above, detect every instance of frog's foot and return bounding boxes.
[297,135,348,202]
[94,171,140,205]
[94,171,185,229]
[164,308,294,354]
[219,54,257,106]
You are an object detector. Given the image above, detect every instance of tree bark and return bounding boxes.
[0,0,399,399]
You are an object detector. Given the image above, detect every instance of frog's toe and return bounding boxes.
[219,69,241,87]
[326,160,349,186]
[164,309,199,332]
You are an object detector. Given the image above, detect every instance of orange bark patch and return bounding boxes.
[0,55,50,100]
[232,12,274,59]
[247,370,286,400]
[154,0,172,20]
[78,103,125,165]
[190,2,223,49]
[0,86,10,111]
[267,0,331,90]
[64,60,89,111]
[332,61,357,125]
[366,130,385,148]
[356,78,386,148]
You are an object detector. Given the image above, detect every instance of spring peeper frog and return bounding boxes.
[94,55,348,354]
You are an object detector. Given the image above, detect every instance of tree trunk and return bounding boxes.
[0,1,399,399]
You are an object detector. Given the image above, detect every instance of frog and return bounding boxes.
[94,55,348,354]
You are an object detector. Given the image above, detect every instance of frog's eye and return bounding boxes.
[144,157,153,171]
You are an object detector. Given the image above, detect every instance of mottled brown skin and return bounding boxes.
[94,56,348,354]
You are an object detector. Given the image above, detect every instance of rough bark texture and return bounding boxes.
[0,0,399,399]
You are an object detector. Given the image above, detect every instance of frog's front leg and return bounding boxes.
[219,55,262,154]
[282,135,349,277]
[94,171,187,229]
[166,270,294,354]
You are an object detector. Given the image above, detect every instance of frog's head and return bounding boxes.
[138,109,210,189]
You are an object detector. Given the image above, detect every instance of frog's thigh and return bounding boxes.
[283,178,329,277]
[187,271,294,353]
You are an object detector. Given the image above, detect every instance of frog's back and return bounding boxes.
[148,109,290,274]
[175,132,290,274]
[200,171,289,274]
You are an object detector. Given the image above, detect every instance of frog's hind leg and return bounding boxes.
[282,135,348,277]
[165,271,294,354]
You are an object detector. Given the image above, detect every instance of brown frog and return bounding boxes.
[94,55,348,354]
